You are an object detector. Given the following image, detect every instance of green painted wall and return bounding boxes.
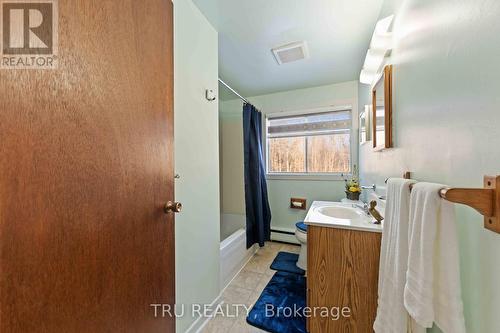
[220,81,359,231]
[359,0,500,332]
[174,1,220,332]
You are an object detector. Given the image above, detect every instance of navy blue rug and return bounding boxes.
[247,271,307,333]
[270,251,305,275]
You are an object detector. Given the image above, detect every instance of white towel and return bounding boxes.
[374,178,416,333]
[404,182,466,333]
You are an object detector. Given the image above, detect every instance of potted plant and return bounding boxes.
[343,165,361,201]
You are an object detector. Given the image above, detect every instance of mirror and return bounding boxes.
[359,105,371,145]
[372,65,393,150]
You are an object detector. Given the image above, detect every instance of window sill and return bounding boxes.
[266,173,350,181]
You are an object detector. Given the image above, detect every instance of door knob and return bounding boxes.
[164,201,182,214]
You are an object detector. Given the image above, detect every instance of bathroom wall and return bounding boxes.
[219,101,244,216]
[219,102,246,240]
[174,1,220,332]
[359,0,500,332]
[220,81,359,233]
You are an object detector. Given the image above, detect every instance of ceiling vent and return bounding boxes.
[272,41,309,65]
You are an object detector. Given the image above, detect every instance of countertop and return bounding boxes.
[304,201,383,233]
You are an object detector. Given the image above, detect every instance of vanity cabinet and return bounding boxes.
[307,225,381,333]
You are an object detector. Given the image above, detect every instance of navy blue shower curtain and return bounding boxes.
[243,103,272,248]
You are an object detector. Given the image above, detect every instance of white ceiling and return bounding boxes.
[193,0,384,98]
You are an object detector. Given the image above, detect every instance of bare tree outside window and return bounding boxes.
[307,134,350,173]
[268,137,306,173]
[266,110,351,175]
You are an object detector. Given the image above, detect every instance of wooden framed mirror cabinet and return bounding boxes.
[372,65,393,150]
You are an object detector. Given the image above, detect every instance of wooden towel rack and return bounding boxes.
[386,172,500,234]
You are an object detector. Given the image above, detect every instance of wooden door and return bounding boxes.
[0,1,175,332]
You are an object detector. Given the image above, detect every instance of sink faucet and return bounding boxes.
[353,203,370,215]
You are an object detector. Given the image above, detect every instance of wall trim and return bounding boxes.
[220,244,258,292]
[184,293,223,333]
[186,244,257,333]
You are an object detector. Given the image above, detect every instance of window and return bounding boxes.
[266,109,352,176]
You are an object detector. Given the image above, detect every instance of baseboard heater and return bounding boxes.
[270,228,299,245]
[271,228,295,235]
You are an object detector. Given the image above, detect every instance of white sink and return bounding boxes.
[317,206,363,220]
[305,201,382,233]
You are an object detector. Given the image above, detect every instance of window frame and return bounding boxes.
[264,105,356,181]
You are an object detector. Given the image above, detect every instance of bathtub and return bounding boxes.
[220,228,257,290]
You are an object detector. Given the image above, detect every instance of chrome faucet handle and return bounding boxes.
[353,203,370,215]
[361,184,376,191]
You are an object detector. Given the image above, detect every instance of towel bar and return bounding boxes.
[387,172,500,234]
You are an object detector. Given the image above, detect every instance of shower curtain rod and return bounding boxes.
[218,78,250,104]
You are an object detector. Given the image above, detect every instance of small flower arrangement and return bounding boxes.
[343,165,361,200]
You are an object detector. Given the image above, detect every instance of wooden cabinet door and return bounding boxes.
[308,226,381,333]
[0,1,175,332]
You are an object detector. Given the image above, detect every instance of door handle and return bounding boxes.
[164,201,182,214]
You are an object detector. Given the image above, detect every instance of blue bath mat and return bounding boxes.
[247,271,307,333]
[270,251,305,275]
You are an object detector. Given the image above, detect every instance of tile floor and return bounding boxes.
[202,241,301,333]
